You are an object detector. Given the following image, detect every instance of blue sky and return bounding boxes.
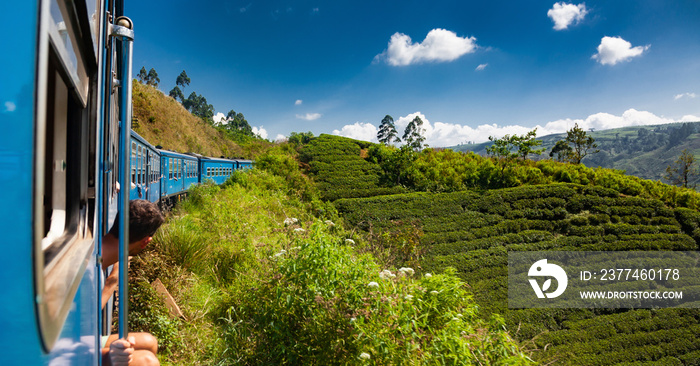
[127,0,700,146]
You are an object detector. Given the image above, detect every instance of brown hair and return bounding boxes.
[109,200,165,243]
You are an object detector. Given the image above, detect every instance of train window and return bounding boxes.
[169,158,173,180]
[34,0,99,348]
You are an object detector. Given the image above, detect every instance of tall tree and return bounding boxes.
[664,149,699,188]
[549,140,573,162]
[169,86,184,103]
[565,123,598,164]
[225,109,253,136]
[377,115,400,145]
[183,92,214,124]
[515,129,545,159]
[146,68,160,87]
[403,116,427,151]
[176,70,191,89]
[137,67,148,83]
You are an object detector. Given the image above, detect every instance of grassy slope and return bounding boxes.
[132,81,273,159]
[451,122,700,186]
[302,135,700,365]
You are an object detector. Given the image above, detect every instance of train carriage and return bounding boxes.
[159,150,198,203]
[235,159,254,171]
[1,0,135,363]
[130,131,161,203]
[199,156,237,185]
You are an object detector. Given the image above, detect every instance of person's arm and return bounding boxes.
[101,265,119,309]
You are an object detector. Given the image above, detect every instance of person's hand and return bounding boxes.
[109,336,135,365]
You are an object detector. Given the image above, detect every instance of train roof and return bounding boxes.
[198,156,239,164]
[130,130,159,152]
[158,149,198,160]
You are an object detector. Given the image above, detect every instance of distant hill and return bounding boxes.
[450,122,700,187]
[131,82,271,159]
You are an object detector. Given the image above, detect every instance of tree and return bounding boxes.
[137,67,148,83]
[146,68,160,87]
[403,116,427,151]
[176,70,191,89]
[515,129,544,159]
[664,149,699,188]
[224,109,253,136]
[565,123,598,164]
[169,86,184,103]
[377,115,400,145]
[183,92,214,124]
[549,140,573,162]
[487,129,543,161]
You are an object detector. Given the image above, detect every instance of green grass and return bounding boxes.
[127,169,530,365]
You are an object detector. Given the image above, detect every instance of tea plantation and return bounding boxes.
[304,135,700,365]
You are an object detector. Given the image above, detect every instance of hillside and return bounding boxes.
[131,81,272,159]
[298,134,700,365]
[451,122,700,186]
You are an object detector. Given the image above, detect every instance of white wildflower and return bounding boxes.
[430,290,439,295]
[359,352,371,360]
[399,267,415,276]
[350,317,356,323]
[452,317,459,321]
[274,249,287,257]
[367,281,379,288]
[324,220,335,226]
[404,295,414,300]
[379,269,396,280]
[345,238,355,245]
[283,217,299,226]
[456,313,463,317]
[290,246,301,250]
[294,228,305,233]
[424,273,432,278]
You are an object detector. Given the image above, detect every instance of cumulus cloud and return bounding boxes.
[675,93,697,100]
[332,110,700,147]
[295,99,303,105]
[296,113,322,121]
[332,122,378,142]
[548,2,588,30]
[592,36,650,65]
[376,28,478,66]
[275,134,287,142]
[475,63,488,71]
[213,112,226,125]
[252,126,268,139]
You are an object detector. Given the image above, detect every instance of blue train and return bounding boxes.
[1,1,251,363]
[130,131,252,205]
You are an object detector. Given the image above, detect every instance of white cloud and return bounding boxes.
[332,110,700,147]
[252,126,268,139]
[275,134,287,143]
[675,93,697,100]
[296,113,322,121]
[332,122,378,142]
[547,2,588,30]
[213,112,226,125]
[295,99,303,105]
[475,63,488,71]
[376,28,478,66]
[592,36,650,65]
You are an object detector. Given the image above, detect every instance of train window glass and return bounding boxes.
[48,0,89,104]
[137,146,142,184]
[35,30,95,348]
[169,158,173,180]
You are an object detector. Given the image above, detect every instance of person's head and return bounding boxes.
[108,200,165,254]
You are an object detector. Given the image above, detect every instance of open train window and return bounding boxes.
[34,0,99,350]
